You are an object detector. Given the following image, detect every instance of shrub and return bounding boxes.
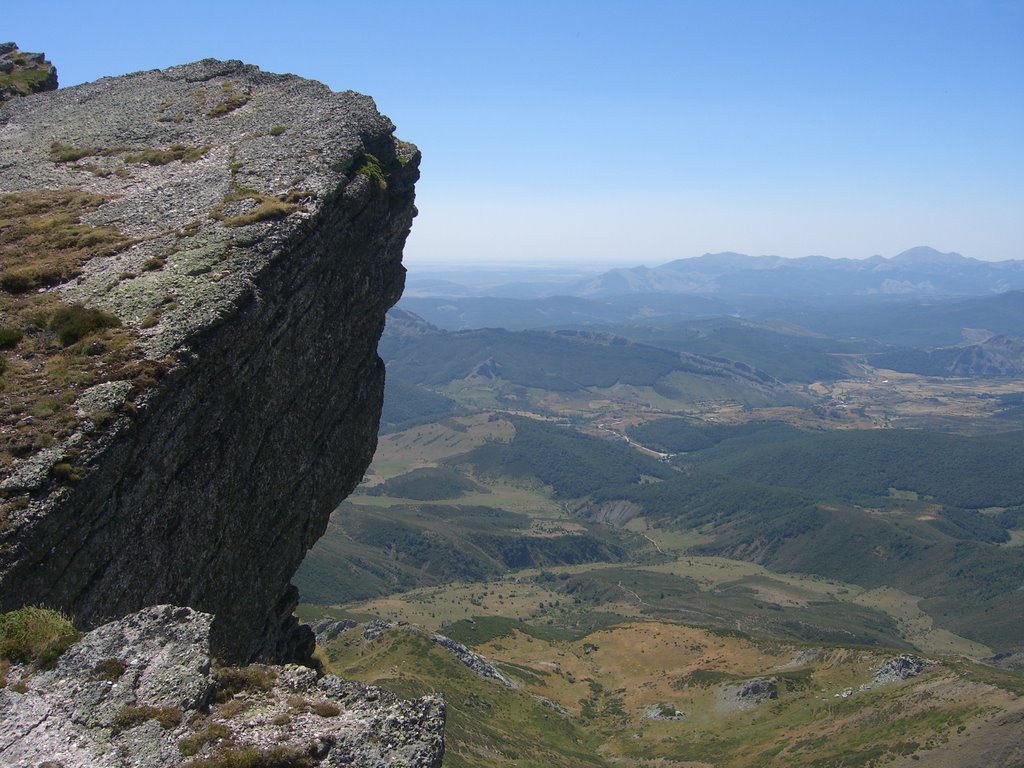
[52,463,87,482]
[213,665,278,702]
[47,303,120,345]
[124,144,212,166]
[48,142,95,163]
[0,607,78,668]
[178,723,232,756]
[0,328,23,349]
[183,747,313,768]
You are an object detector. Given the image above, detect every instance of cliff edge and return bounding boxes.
[0,58,418,663]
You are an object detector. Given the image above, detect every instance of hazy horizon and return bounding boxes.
[408,244,1022,273]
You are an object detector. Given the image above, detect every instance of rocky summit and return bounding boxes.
[0,43,58,104]
[0,58,418,664]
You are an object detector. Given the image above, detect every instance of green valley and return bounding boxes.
[296,305,1024,766]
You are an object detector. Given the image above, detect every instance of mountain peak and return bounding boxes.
[891,246,968,264]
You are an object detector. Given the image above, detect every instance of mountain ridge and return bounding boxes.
[573,247,1024,298]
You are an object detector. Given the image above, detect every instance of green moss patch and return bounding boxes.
[351,153,386,189]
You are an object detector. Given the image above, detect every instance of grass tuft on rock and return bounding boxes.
[183,747,313,768]
[48,142,97,163]
[206,85,250,118]
[179,723,232,756]
[0,188,168,474]
[0,606,78,669]
[213,664,278,702]
[111,703,184,733]
[0,189,131,292]
[0,327,23,349]
[124,144,212,166]
[47,303,121,346]
[210,189,301,228]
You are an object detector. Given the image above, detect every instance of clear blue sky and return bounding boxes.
[8,1,1024,266]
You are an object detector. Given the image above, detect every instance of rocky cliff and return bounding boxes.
[0,58,418,663]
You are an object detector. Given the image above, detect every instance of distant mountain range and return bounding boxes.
[572,247,1024,299]
[404,247,1024,303]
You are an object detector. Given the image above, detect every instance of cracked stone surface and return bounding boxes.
[0,606,445,767]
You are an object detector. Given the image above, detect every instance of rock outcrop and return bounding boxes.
[0,605,445,767]
[431,634,517,688]
[0,58,418,663]
[0,43,58,104]
[716,676,778,711]
[873,655,928,684]
[310,618,357,644]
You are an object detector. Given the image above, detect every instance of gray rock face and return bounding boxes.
[0,605,445,767]
[432,634,517,688]
[310,618,357,644]
[0,59,419,662]
[874,655,928,684]
[717,676,778,711]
